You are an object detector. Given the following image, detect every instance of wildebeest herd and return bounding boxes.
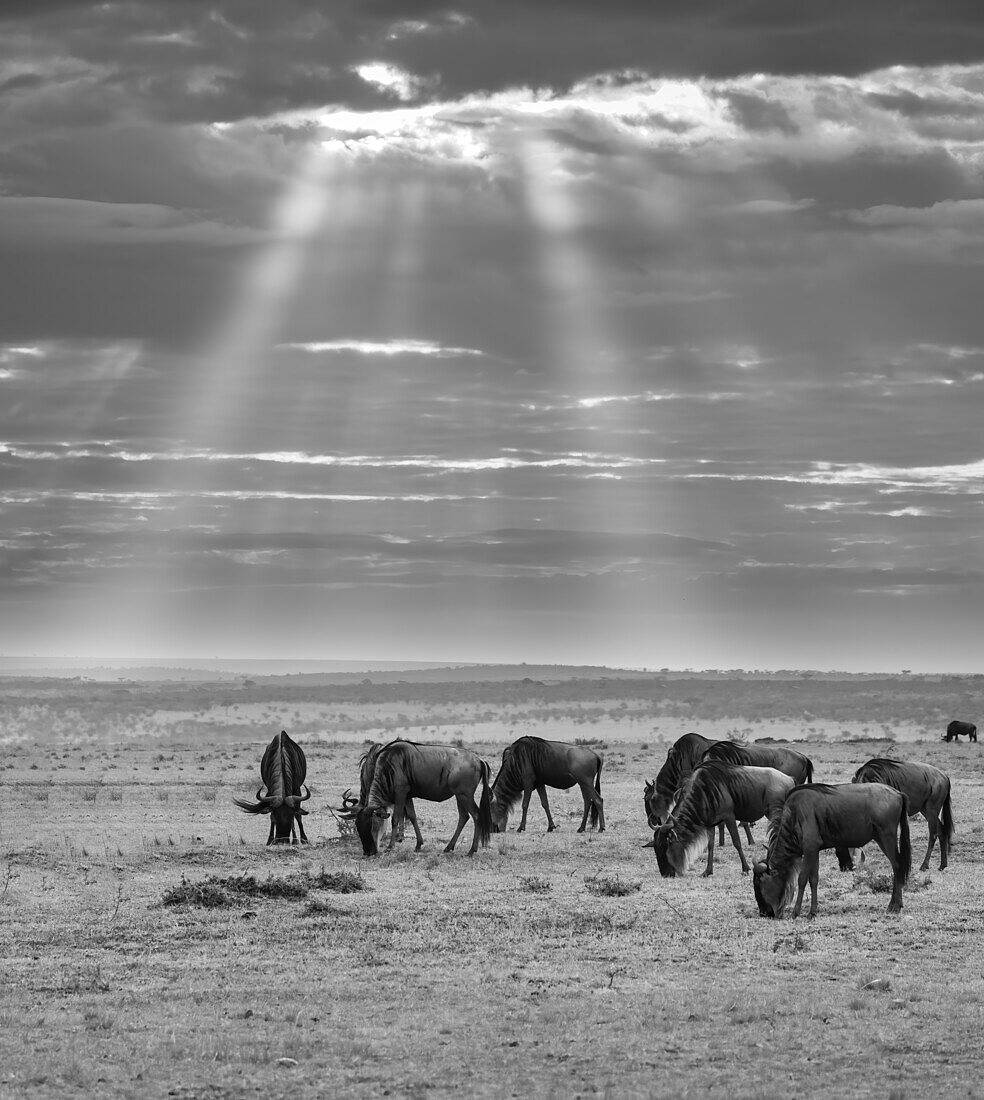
[235,721,974,921]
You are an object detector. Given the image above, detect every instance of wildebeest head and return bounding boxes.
[752,860,785,918]
[233,785,311,844]
[653,823,676,878]
[354,807,390,856]
[268,791,311,843]
[490,800,509,834]
[645,780,673,829]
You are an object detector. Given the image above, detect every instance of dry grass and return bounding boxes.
[1,722,983,1098]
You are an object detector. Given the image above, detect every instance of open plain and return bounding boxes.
[2,672,983,1099]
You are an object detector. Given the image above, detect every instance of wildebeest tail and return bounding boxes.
[590,757,603,827]
[941,787,955,845]
[897,795,912,887]
[804,758,814,785]
[476,760,493,848]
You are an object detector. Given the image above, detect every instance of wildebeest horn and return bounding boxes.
[299,785,311,802]
[255,786,272,802]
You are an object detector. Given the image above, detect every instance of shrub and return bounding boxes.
[584,873,641,898]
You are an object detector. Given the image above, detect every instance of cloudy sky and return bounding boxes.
[2,1,983,671]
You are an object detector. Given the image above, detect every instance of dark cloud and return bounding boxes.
[2,0,984,130]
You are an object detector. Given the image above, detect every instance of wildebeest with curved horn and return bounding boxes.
[339,741,419,845]
[644,733,754,845]
[852,758,953,871]
[701,740,814,786]
[945,720,977,743]
[233,730,311,845]
[354,740,493,857]
[753,783,911,919]
[652,762,794,877]
[491,736,604,834]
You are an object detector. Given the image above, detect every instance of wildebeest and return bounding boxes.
[644,733,754,845]
[233,730,311,845]
[753,783,911,919]
[653,762,794,877]
[945,720,977,743]
[490,736,604,833]
[354,740,492,857]
[701,740,814,786]
[853,758,953,871]
[340,742,419,845]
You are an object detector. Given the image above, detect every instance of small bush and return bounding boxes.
[160,878,234,908]
[584,873,641,898]
[519,874,552,894]
[309,869,367,894]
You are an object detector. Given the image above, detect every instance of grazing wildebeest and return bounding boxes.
[233,730,311,845]
[945,720,977,743]
[753,783,911,919]
[853,758,953,871]
[644,733,754,845]
[652,762,794,877]
[340,741,419,845]
[491,736,605,833]
[354,740,492,857]
[701,740,814,786]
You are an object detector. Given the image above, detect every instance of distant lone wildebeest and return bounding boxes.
[853,758,954,871]
[652,762,794,877]
[644,733,754,847]
[945,720,977,743]
[353,740,492,857]
[701,740,814,786]
[233,730,311,845]
[753,783,911,919]
[491,736,605,834]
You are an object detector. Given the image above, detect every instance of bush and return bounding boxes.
[584,873,641,898]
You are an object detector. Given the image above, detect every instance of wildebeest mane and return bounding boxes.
[358,742,384,805]
[852,759,906,786]
[670,761,742,835]
[490,736,549,813]
[654,733,712,801]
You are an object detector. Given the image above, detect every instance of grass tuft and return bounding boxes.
[519,874,552,894]
[308,869,368,893]
[159,868,367,907]
[584,873,641,897]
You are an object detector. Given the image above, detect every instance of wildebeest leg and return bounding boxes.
[873,827,906,914]
[296,814,309,845]
[717,823,725,847]
[742,822,754,845]
[791,853,819,918]
[389,793,408,851]
[536,785,557,831]
[575,779,605,832]
[702,828,716,877]
[835,846,854,871]
[920,809,937,872]
[404,800,424,850]
[266,819,275,846]
[290,818,299,845]
[445,796,471,853]
[518,787,533,832]
[723,817,750,874]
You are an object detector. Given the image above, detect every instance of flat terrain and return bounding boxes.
[1,681,983,1099]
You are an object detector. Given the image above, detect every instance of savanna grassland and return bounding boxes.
[1,671,983,1100]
